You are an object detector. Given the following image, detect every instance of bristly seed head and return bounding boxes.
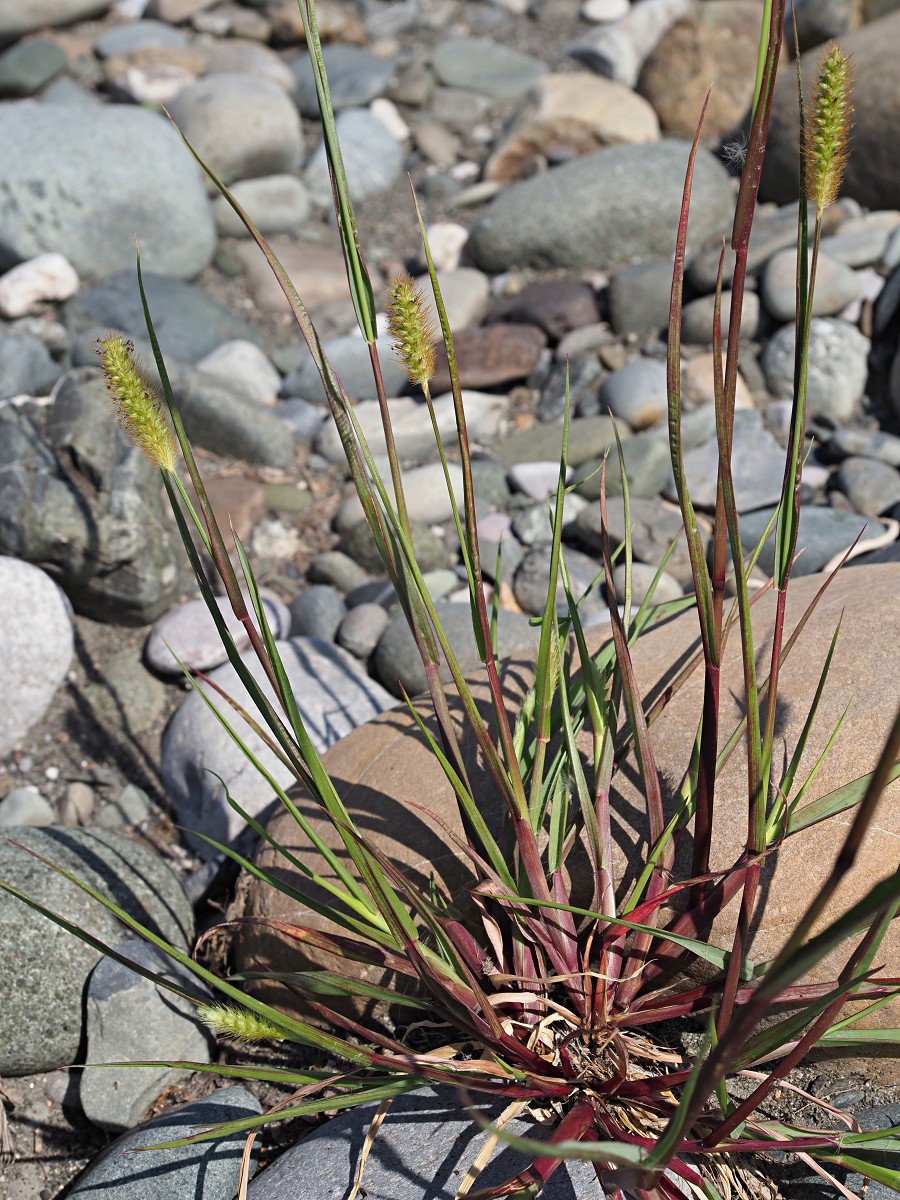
[805,42,852,214]
[196,1002,286,1043]
[387,273,436,390]
[96,334,177,471]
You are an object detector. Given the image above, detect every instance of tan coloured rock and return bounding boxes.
[682,352,755,409]
[485,72,660,184]
[235,565,900,1073]
[236,241,359,313]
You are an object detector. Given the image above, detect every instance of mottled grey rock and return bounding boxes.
[508,461,569,502]
[0,38,65,96]
[760,318,870,422]
[161,638,395,855]
[336,602,390,659]
[284,331,408,404]
[146,593,290,675]
[64,270,261,364]
[760,248,860,321]
[336,460,464,529]
[467,141,733,272]
[0,103,214,280]
[787,0,857,54]
[290,44,394,116]
[0,331,63,397]
[305,108,404,206]
[69,1086,261,1199]
[374,601,535,697]
[196,339,281,408]
[432,36,545,101]
[0,375,180,625]
[598,358,668,430]
[288,584,347,641]
[0,785,54,827]
[212,174,310,239]
[277,398,324,442]
[663,419,785,513]
[835,457,900,517]
[167,74,303,186]
[513,543,607,619]
[245,1086,604,1200]
[574,432,672,500]
[573,494,698,586]
[80,940,212,1133]
[0,827,193,1074]
[340,520,454,575]
[687,202,811,293]
[536,355,603,422]
[738,505,887,576]
[607,258,673,335]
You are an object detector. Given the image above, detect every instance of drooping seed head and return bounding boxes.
[805,43,852,213]
[96,334,176,471]
[387,273,436,390]
[196,1002,286,1043]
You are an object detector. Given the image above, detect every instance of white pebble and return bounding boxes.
[369,97,410,142]
[582,0,631,20]
[424,222,469,272]
[195,340,282,407]
[44,766,60,781]
[0,254,80,319]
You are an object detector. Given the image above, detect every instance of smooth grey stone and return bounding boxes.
[432,35,545,101]
[738,505,886,577]
[760,318,870,422]
[687,203,811,293]
[471,455,512,510]
[610,561,683,606]
[884,226,900,271]
[38,74,99,106]
[336,601,390,659]
[835,456,900,517]
[874,262,900,336]
[681,290,761,344]
[80,940,212,1132]
[69,1086,262,1199]
[0,784,54,827]
[166,74,303,186]
[212,174,311,239]
[0,331,63,397]
[0,103,214,280]
[510,497,575,545]
[787,0,856,54]
[336,460,464,529]
[0,38,65,96]
[288,584,347,641]
[508,461,567,503]
[467,142,734,273]
[284,331,407,403]
[245,1086,604,1199]
[565,0,692,86]
[307,550,370,593]
[574,432,672,500]
[64,270,260,364]
[290,44,394,116]
[598,358,668,430]
[536,355,602,422]
[161,638,395,855]
[827,427,900,468]
[0,0,112,44]
[607,258,673,335]
[845,1103,900,1200]
[340,520,453,575]
[93,18,188,57]
[760,248,859,321]
[495,415,624,469]
[146,593,290,675]
[305,108,404,206]
[514,543,607,620]
[0,375,179,626]
[277,397,324,442]
[0,827,193,1075]
[663,422,785,513]
[573,494,699,586]
[374,601,535,697]
[819,226,890,268]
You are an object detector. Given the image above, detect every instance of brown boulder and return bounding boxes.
[235,565,900,1072]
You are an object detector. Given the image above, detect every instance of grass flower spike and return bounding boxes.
[96,333,177,471]
[805,42,852,213]
[387,272,436,390]
[196,1003,286,1044]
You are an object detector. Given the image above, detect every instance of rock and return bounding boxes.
[537,355,603,421]
[820,225,891,268]
[681,290,761,344]
[611,560,684,605]
[212,174,311,238]
[495,415,624,469]
[739,505,887,576]
[289,44,394,116]
[834,457,900,517]
[0,785,54,827]
[235,566,900,1075]
[637,1,763,140]
[760,248,860,321]
[0,102,215,280]
[574,431,673,500]
[288,585,347,641]
[487,280,600,342]
[598,358,669,430]
[0,826,193,1075]
[513,543,607,618]
[573,494,698,585]
[431,324,547,393]
[0,253,79,318]
[467,141,734,273]
[146,593,291,675]
[96,783,153,830]
[81,644,169,736]
[238,240,349,313]
[415,268,491,332]
[80,940,212,1133]
[305,108,404,206]
[283,331,407,403]
[607,258,674,335]
[582,0,630,19]
[762,13,900,211]
[431,35,546,101]
[688,202,809,293]
[145,0,219,21]
[373,601,535,697]
[166,74,303,186]
[663,417,785,513]
[336,602,389,659]
[60,781,95,826]
[277,398,324,442]
[196,340,282,407]
[161,638,395,856]
[336,460,465,530]
[64,269,261,364]
[485,71,660,183]
[244,1086,603,1200]
[94,18,189,57]
[308,550,370,593]
[0,378,180,626]
[340,520,453,575]
[760,318,870,422]
[0,38,65,97]
[0,331,62,397]
[68,1087,262,1198]
[789,0,858,55]
[508,461,570,502]
[203,40,294,91]
[566,0,694,87]
[828,427,900,468]
[0,0,111,44]
[681,352,755,409]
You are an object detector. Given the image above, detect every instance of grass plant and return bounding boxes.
[3,2,900,1197]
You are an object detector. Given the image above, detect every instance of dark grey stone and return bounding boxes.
[277,397,325,442]
[681,290,761,345]
[834,457,900,517]
[787,0,857,54]
[340,520,453,575]
[290,44,394,116]
[513,544,606,620]
[0,332,63,398]
[432,36,546,101]
[827,427,900,468]
[537,356,603,423]
[0,827,193,1075]
[307,550,371,594]
[574,432,672,501]
[599,358,668,431]
[63,270,261,365]
[845,1103,900,1200]
[336,601,390,659]
[0,38,65,97]
[738,505,887,577]
[69,1086,262,1199]
[572,494,699,587]
[663,420,785,513]
[289,584,347,640]
[608,258,674,336]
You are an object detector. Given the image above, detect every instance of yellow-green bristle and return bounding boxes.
[804,43,852,213]
[387,273,436,390]
[96,334,177,471]
[196,1002,286,1044]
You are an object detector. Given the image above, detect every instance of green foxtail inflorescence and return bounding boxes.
[387,272,436,390]
[805,42,852,214]
[196,1002,286,1044]
[96,333,177,471]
